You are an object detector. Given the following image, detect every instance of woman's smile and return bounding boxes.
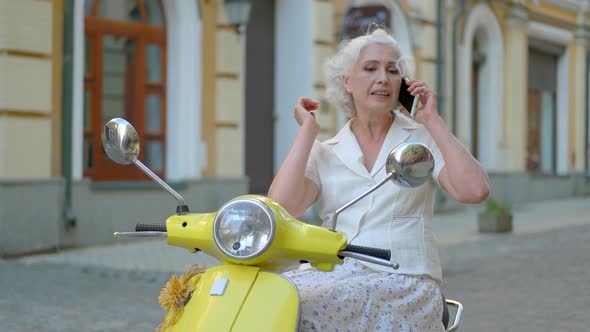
[370,89,392,97]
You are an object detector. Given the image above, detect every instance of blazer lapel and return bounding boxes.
[328,121,373,180]
[370,111,415,177]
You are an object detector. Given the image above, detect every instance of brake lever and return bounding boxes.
[338,251,399,269]
[114,231,167,238]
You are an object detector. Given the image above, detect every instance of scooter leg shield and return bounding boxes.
[166,265,258,332]
[164,265,299,332]
[232,271,300,331]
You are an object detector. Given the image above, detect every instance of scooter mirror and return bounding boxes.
[102,118,189,213]
[102,118,140,165]
[385,142,434,188]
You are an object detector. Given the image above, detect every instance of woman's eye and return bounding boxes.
[364,67,376,72]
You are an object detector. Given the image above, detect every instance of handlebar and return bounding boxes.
[338,245,399,269]
[135,223,167,232]
[343,244,391,261]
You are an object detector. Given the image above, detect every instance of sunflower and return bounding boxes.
[155,265,206,331]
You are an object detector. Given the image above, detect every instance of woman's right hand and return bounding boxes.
[294,97,320,134]
[269,97,321,216]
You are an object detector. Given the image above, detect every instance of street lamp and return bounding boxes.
[224,0,252,33]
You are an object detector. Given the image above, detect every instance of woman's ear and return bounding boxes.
[342,74,352,93]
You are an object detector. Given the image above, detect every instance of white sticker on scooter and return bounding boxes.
[210,278,229,296]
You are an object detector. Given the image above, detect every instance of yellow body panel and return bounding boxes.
[233,271,299,331]
[166,265,299,332]
[166,265,259,332]
[166,212,221,256]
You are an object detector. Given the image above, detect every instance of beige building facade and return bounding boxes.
[1,0,589,255]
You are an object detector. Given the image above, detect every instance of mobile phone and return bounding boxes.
[399,78,419,117]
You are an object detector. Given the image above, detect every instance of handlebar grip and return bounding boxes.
[135,223,166,232]
[344,244,391,261]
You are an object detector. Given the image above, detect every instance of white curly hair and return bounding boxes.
[323,28,415,117]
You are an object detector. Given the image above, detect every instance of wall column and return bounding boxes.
[573,13,590,171]
[503,4,528,171]
[164,0,204,181]
[0,0,54,179]
[274,0,314,172]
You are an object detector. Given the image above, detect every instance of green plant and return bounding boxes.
[484,197,512,215]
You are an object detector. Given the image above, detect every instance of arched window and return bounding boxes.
[83,0,166,181]
[460,4,504,171]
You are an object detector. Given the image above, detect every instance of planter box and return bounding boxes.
[477,213,513,233]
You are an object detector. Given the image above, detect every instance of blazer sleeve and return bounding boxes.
[416,126,446,187]
[430,141,445,187]
[305,140,322,190]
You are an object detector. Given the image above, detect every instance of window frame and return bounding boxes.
[83,0,167,181]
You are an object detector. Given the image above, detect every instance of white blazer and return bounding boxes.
[306,111,445,282]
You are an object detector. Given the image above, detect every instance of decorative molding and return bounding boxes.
[0,110,52,118]
[541,0,590,13]
[216,121,238,128]
[574,26,590,47]
[314,39,335,47]
[421,57,438,64]
[216,72,239,79]
[0,50,51,59]
[216,23,238,32]
[506,4,528,29]
[409,11,436,27]
[528,21,573,45]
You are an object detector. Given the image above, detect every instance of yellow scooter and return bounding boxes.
[102,118,463,331]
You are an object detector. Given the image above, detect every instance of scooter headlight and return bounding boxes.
[213,198,276,260]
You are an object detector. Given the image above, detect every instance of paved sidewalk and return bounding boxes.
[433,196,590,245]
[15,196,590,274]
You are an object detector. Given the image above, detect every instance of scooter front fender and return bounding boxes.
[166,265,300,332]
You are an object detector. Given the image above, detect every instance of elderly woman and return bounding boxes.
[269,28,489,331]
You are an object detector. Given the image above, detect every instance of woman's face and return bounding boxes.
[343,43,402,116]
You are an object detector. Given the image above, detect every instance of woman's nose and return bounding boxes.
[377,69,389,85]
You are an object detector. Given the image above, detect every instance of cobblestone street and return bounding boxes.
[440,224,590,331]
[0,262,164,332]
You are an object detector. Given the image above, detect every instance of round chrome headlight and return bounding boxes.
[213,198,275,260]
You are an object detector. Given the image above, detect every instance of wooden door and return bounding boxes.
[527,90,542,172]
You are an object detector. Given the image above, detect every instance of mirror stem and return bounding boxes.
[133,160,189,212]
[330,172,395,231]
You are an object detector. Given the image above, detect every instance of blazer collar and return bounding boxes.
[326,110,417,179]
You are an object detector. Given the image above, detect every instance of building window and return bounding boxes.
[340,5,391,40]
[84,0,166,181]
[527,45,559,174]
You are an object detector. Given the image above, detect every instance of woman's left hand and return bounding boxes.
[406,80,490,204]
[406,80,438,127]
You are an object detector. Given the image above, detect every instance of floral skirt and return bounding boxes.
[282,258,445,332]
